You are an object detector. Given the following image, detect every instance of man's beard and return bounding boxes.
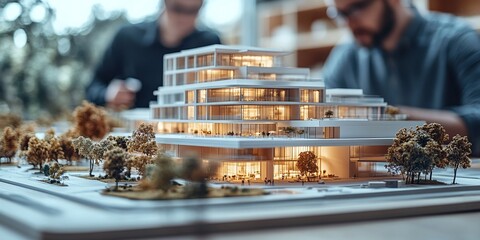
[372,0,396,46]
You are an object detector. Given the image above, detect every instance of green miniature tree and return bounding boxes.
[127,123,158,156]
[446,135,472,184]
[26,137,50,173]
[0,127,19,163]
[296,151,318,181]
[103,148,126,190]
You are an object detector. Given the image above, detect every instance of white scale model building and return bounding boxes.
[130,44,424,181]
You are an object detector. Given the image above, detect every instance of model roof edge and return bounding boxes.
[164,44,291,58]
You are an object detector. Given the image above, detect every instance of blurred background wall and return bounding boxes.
[0,0,478,121]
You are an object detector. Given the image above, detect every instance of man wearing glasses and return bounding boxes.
[86,0,221,109]
[323,0,480,155]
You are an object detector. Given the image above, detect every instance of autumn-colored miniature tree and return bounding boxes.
[0,114,22,130]
[131,155,154,178]
[44,128,56,142]
[386,127,447,184]
[446,135,472,184]
[180,156,211,197]
[47,137,65,162]
[0,127,19,163]
[283,126,297,137]
[72,101,110,140]
[416,123,449,180]
[325,110,334,118]
[59,136,79,165]
[103,148,127,190]
[148,152,176,192]
[417,123,450,145]
[26,137,50,172]
[385,106,400,119]
[296,151,318,181]
[127,123,158,156]
[296,129,305,136]
[90,139,115,176]
[107,136,129,151]
[49,162,66,180]
[72,136,95,176]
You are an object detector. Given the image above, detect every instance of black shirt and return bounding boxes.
[323,11,480,155]
[86,20,221,108]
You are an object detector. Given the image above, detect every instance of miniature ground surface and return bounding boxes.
[1,159,480,240]
[103,185,267,200]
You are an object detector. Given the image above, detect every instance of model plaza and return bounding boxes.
[149,45,423,181]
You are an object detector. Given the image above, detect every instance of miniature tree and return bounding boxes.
[72,136,95,176]
[284,127,297,137]
[0,114,22,130]
[0,127,19,163]
[48,162,67,184]
[47,137,65,163]
[26,137,50,172]
[296,151,318,181]
[415,123,449,180]
[386,127,445,184]
[103,148,127,190]
[325,110,334,118]
[127,123,158,156]
[59,136,80,165]
[44,128,56,142]
[180,156,210,198]
[385,106,400,119]
[149,152,176,193]
[18,132,34,159]
[446,135,472,184]
[90,139,115,176]
[417,123,449,145]
[107,136,129,151]
[132,155,154,178]
[296,129,305,137]
[72,101,110,140]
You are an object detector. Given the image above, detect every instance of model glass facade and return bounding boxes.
[150,45,423,180]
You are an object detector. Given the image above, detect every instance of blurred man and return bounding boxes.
[86,0,221,109]
[323,0,480,155]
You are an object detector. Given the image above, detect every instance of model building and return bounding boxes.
[147,44,424,181]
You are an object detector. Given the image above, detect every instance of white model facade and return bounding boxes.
[150,45,423,180]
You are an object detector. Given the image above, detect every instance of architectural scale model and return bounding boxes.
[148,44,425,181]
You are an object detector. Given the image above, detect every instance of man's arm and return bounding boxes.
[399,106,468,136]
[403,27,480,155]
[85,30,124,106]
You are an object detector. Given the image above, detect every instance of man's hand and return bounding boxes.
[105,80,136,111]
[399,106,468,137]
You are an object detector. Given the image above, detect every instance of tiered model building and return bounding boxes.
[149,45,423,180]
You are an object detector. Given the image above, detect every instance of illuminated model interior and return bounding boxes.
[149,45,424,180]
